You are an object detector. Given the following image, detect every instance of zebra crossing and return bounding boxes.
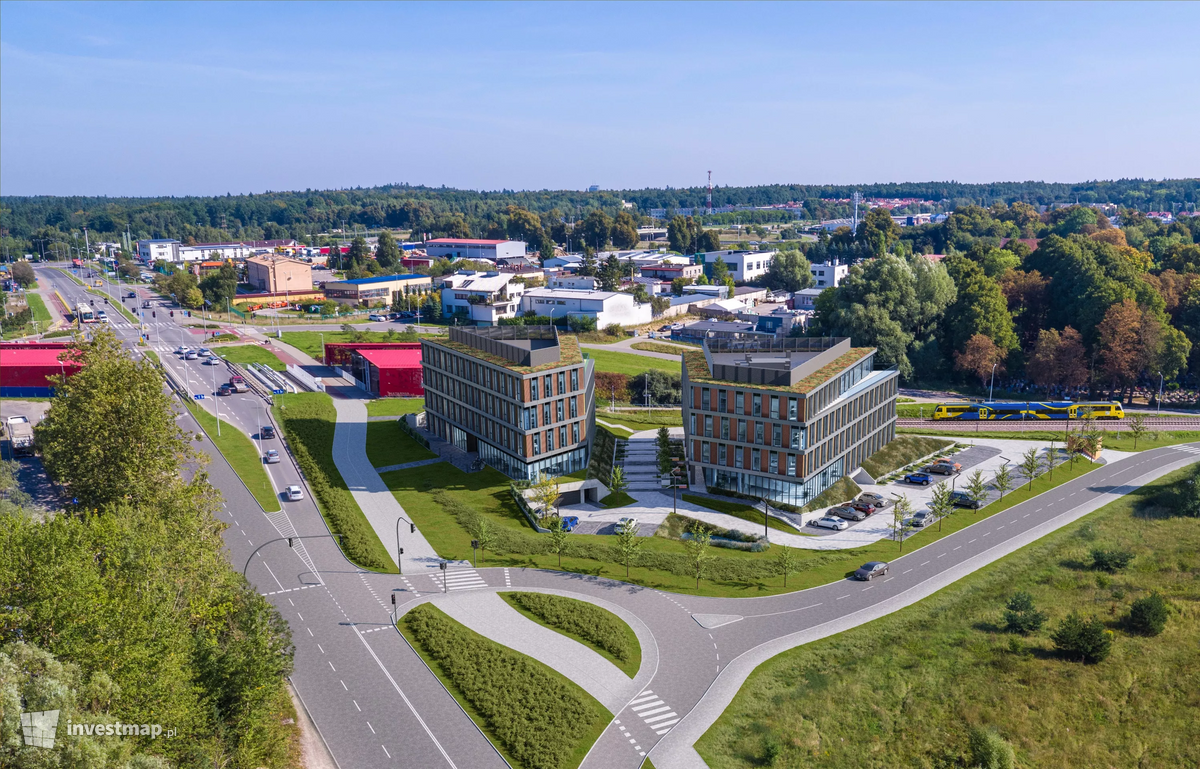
[428,568,489,592]
[626,689,680,735]
[1175,444,1200,455]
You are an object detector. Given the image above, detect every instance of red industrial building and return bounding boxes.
[0,342,83,397]
[323,342,424,397]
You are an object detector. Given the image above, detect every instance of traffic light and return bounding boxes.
[170,311,174,317]
[104,298,109,304]
[152,311,156,318]
[410,523,416,534]
[391,594,396,606]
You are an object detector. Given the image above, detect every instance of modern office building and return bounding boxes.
[424,238,526,261]
[520,288,652,327]
[701,250,776,283]
[137,239,180,263]
[421,326,594,480]
[322,274,433,306]
[809,260,850,288]
[681,337,898,507]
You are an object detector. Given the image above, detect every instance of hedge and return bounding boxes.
[504,592,639,669]
[403,603,605,769]
[272,393,393,570]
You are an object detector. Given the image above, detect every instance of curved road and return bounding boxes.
[33,265,1200,768]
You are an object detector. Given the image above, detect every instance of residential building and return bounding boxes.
[640,262,704,281]
[323,274,434,306]
[682,336,898,507]
[189,261,227,279]
[791,288,825,310]
[543,253,583,270]
[422,326,594,480]
[179,240,299,263]
[520,288,652,328]
[809,260,849,288]
[246,255,313,294]
[549,275,601,291]
[701,250,776,283]
[424,238,526,261]
[672,320,773,344]
[137,239,180,263]
[441,271,525,325]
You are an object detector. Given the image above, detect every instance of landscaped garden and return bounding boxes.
[217,343,287,371]
[499,592,641,678]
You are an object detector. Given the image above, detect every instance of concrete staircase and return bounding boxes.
[621,437,663,492]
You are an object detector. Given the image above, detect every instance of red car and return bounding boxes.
[848,500,877,514]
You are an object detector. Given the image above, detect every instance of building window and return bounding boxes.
[752,449,761,470]
[530,379,539,400]
[789,398,798,420]
[721,417,729,440]
[557,400,564,422]
[772,424,782,447]
[787,454,796,475]
[735,392,744,415]
[543,403,551,425]
[533,435,541,454]
[544,375,552,397]
[770,396,779,419]
[702,442,710,463]
[571,369,579,391]
[769,451,778,473]
[754,422,764,444]
[690,414,697,435]
[790,426,804,450]
[702,388,710,411]
[560,426,567,448]
[572,422,579,444]
[752,393,762,416]
[737,420,746,442]
[719,390,727,413]
[718,443,727,465]
[558,372,565,394]
[704,415,713,438]
[570,398,578,419]
[735,447,744,468]
[546,430,554,451]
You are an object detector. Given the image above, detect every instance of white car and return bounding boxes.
[809,516,849,531]
[369,313,387,322]
[185,351,200,360]
[617,517,640,533]
[175,346,190,355]
[202,356,221,366]
[97,311,108,322]
[197,348,213,357]
[285,485,304,501]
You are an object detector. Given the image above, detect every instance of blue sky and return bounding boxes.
[2,1,1197,196]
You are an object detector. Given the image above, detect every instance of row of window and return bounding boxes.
[426,399,585,459]
[692,414,807,450]
[805,353,877,416]
[698,442,799,476]
[425,377,581,431]
[424,346,582,403]
[697,388,801,421]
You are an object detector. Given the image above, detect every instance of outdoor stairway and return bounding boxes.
[621,437,662,492]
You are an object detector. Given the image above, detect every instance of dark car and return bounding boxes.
[560,515,579,532]
[854,561,889,581]
[217,383,233,396]
[260,425,276,440]
[848,500,876,514]
[126,291,137,299]
[911,510,935,527]
[829,505,866,522]
[949,490,983,509]
[904,472,933,486]
[927,461,962,475]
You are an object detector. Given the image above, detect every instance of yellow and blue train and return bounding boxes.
[930,401,1124,421]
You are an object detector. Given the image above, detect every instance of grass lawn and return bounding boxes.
[682,493,798,534]
[499,591,642,678]
[25,293,52,323]
[400,603,611,769]
[696,464,1200,769]
[599,410,684,433]
[898,427,1200,452]
[272,392,394,571]
[378,455,1105,597]
[859,435,956,479]
[279,329,440,360]
[218,344,287,371]
[584,348,680,376]
[629,341,689,356]
[599,490,636,509]
[365,420,436,467]
[574,331,630,344]
[594,420,633,439]
[365,397,425,417]
[184,400,280,512]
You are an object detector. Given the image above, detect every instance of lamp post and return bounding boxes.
[471,539,479,568]
[395,516,415,574]
[211,354,220,437]
[1157,371,1164,417]
[439,560,448,593]
[319,332,325,365]
[988,363,998,403]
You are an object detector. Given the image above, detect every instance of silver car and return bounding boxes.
[809,516,849,531]
[829,505,866,522]
[264,449,281,464]
[911,510,935,527]
[285,485,304,501]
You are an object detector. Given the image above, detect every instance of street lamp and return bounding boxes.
[395,516,415,574]
[988,363,998,403]
[1157,371,1164,417]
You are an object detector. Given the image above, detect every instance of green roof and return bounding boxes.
[425,333,583,374]
[683,347,874,395]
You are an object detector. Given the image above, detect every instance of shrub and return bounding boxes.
[604,323,623,337]
[1051,613,1112,663]
[1090,547,1134,572]
[968,726,1016,769]
[507,592,636,663]
[567,314,597,333]
[1003,591,1047,635]
[594,371,630,403]
[404,604,601,769]
[1126,593,1169,636]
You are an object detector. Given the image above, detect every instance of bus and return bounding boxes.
[930,401,1124,421]
[76,303,97,323]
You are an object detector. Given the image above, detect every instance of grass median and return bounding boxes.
[218,343,286,371]
[500,592,641,678]
[400,603,611,769]
[272,392,394,571]
[184,400,280,512]
[25,293,52,324]
[697,464,1200,769]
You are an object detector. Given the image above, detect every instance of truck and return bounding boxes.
[228,376,250,393]
[4,415,35,456]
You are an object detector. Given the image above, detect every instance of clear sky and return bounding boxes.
[1,1,1197,197]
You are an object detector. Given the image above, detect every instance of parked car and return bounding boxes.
[854,561,889,580]
[809,516,849,531]
[184,351,200,360]
[830,505,866,522]
[911,510,935,527]
[285,485,304,501]
[560,515,579,532]
[904,472,933,486]
[264,449,281,464]
[949,490,983,509]
[848,500,877,514]
[261,425,276,440]
[368,314,387,322]
[928,461,962,475]
[858,492,887,507]
[618,517,640,532]
[217,384,233,396]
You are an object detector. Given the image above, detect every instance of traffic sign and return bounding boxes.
[272,388,285,395]
[193,394,205,400]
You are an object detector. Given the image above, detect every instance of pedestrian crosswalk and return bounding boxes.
[428,568,489,592]
[626,690,680,734]
[1176,444,1200,455]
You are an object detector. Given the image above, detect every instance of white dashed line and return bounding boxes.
[328,661,336,672]
[902,569,912,574]
[317,644,324,654]
[367,722,375,734]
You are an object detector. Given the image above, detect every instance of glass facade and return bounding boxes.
[704,458,845,508]
[478,441,588,481]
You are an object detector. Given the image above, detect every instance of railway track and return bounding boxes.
[897,417,1200,431]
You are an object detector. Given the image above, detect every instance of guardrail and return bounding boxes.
[285,364,325,393]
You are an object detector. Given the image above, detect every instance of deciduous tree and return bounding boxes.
[954,333,1006,387]
[375,229,401,269]
[761,250,814,293]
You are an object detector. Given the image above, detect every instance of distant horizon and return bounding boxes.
[2,2,1198,196]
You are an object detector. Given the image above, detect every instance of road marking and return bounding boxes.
[982,532,990,537]
[902,569,912,574]
[884,576,894,582]
[296,612,304,621]
[307,628,313,636]
[862,585,874,591]
[837,595,849,600]
[938,553,947,558]
[317,644,324,654]
[354,700,360,711]
[645,712,678,724]
[968,539,976,543]
[1023,514,1030,518]
[632,701,665,712]
[381,746,390,758]
[288,599,294,606]
[340,680,347,690]
[920,561,930,566]
[997,525,1005,529]
[328,661,335,671]
[637,705,672,717]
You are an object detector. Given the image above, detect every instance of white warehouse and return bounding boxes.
[425,238,526,261]
[702,250,776,283]
[521,288,652,328]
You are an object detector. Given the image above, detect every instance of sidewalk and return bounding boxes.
[329,394,462,572]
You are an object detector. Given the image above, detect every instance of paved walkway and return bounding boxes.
[430,591,639,713]
[329,394,461,572]
[580,336,689,362]
[374,457,442,473]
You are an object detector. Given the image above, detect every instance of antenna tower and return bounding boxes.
[706,171,713,215]
[852,191,863,231]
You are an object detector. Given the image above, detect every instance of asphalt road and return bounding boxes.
[31,265,1200,769]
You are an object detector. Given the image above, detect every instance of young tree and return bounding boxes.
[1019,447,1043,491]
[608,466,628,496]
[710,255,731,286]
[992,463,1015,501]
[529,473,561,520]
[37,327,200,508]
[929,483,954,531]
[615,517,642,578]
[682,523,714,588]
[1126,593,1169,636]
[1003,592,1047,634]
[475,518,494,565]
[1128,412,1148,450]
[889,495,915,551]
[1051,613,1112,663]
[10,260,36,287]
[1045,439,1060,481]
[776,544,796,588]
[547,516,570,568]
